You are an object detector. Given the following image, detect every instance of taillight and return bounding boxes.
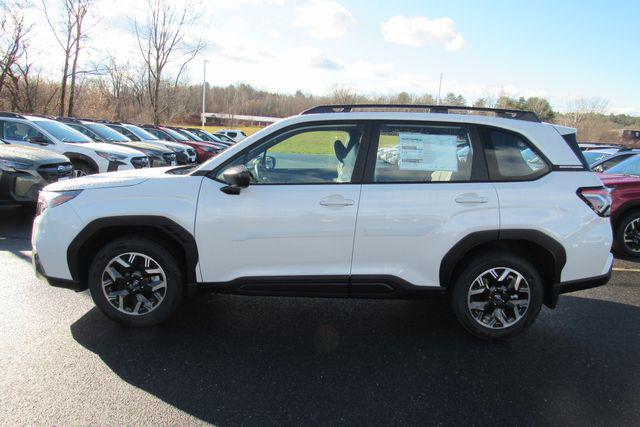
[577,186,611,217]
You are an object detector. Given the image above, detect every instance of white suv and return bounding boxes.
[32,105,613,340]
[0,113,149,175]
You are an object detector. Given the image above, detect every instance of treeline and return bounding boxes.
[0,0,637,143]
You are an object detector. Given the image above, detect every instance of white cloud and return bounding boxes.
[293,0,356,40]
[381,16,465,51]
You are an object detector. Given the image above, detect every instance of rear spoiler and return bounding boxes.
[552,125,590,169]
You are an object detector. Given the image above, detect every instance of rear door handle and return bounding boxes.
[455,193,489,204]
[319,196,355,207]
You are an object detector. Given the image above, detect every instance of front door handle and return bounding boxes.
[455,193,489,204]
[319,195,355,207]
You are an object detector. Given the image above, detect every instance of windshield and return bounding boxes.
[606,155,640,176]
[162,127,189,141]
[180,129,204,141]
[123,124,159,140]
[34,120,93,143]
[583,151,611,165]
[86,123,131,142]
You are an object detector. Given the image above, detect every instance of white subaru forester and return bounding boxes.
[32,105,613,340]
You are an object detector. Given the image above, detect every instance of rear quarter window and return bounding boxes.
[480,127,550,181]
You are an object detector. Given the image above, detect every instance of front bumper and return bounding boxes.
[549,259,613,308]
[32,251,84,291]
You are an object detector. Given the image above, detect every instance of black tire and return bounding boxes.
[613,211,640,258]
[88,237,184,327]
[73,161,95,177]
[451,252,543,341]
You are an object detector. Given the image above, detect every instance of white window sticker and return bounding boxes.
[398,133,459,171]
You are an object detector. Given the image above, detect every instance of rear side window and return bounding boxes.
[372,124,474,183]
[592,154,633,173]
[480,128,550,181]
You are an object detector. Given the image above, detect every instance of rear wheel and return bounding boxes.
[614,211,640,258]
[451,252,543,340]
[88,237,184,326]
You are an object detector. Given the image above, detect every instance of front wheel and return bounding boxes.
[72,161,96,178]
[88,237,184,327]
[451,253,543,340]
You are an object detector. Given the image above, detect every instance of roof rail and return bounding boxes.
[0,111,26,119]
[56,116,83,123]
[299,104,541,123]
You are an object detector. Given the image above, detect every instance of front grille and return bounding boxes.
[162,152,177,165]
[37,163,73,183]
[175,151,189,165]
[131,157,150,169]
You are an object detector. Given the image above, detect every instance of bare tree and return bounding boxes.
[564,97,609,128]
[135,0,206,124]
[42,0,95,116]
[0,1,31,98]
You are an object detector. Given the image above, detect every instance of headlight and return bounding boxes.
[36,190,82,215]
[95,151,128,162]
[0,159,32,172]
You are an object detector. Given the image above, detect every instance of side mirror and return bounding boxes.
[29,136,50,145]
[221,165,251,195]
[264,155,276,170]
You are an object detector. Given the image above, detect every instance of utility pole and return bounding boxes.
[437,73,443,105]
[201,59,208,127]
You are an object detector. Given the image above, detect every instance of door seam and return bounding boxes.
[348,184,364,279]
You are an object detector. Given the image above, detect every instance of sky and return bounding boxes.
[24,0,640,114]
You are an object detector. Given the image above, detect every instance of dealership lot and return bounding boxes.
[0,205,639,424]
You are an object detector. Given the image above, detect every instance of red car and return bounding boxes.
[598,172,640,257]
[141,124,223,163]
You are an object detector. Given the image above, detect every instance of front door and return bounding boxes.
[195,123,369,291]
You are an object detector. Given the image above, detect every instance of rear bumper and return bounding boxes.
[549,261,612,308]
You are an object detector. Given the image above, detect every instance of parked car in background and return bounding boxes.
[591,150,640,172]
[167,126,230,150]
[185,128,234,146]
[32,105,612,341]
[101,122,197,165]
[216,129,246,142]
[0,139,73,204]
[598,169,640,258]
[0,113,149,176]
[141,124,223,162]
[57,118,175,167]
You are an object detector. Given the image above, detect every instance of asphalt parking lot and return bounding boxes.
[0,206,639,425]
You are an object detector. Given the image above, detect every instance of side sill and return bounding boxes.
[192,275,447,300]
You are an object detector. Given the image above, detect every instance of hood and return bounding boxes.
[146,139,191,152]
[597,173,640,186]
[75,142,145,157]
[0,144,69,164]
[113,140,173,154]
[45,166,175,192]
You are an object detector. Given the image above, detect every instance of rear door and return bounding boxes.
[350,121,500,289]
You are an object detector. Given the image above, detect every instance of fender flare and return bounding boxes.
[64,152,99,173]
[612,201,640,228]
[67,216,199,286]
[439,229,567,287]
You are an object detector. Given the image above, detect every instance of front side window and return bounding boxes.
[373,124,473,183]
[480,127,549,181]
[217,124,365,184]
[0,120,47,142]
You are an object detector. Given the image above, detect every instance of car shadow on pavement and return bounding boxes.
[70,294,640,425]
[0,205,34,265]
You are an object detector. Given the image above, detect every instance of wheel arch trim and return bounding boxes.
[66,216,199,288]
[63,152,99,173]
[439,229,567,288]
